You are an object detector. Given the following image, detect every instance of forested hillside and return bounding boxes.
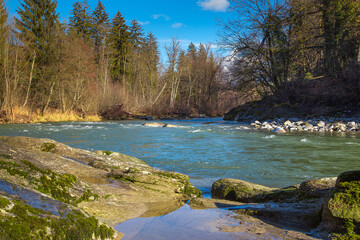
[0,0,237,123]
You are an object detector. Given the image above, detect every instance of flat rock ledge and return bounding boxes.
[250,118,360,133]
[0,136,201,239]
[203,172,360,239]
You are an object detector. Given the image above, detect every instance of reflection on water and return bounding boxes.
[0,118,359,190]
[115,204,243,240]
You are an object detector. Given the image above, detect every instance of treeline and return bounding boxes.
[221,0,360,100]
[0,0,230,122]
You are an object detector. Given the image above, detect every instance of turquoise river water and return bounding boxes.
[0,118,359,239]
[1,118,359,189]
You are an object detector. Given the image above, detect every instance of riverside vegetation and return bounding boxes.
[0,0,239,124]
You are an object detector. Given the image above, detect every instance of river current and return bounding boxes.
[1,118,359,190]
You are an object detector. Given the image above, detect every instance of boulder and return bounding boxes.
[211,178,277,203]
[284,120,292,126]
[320,171,360,236]
[273,127,286,133]
[317,121,326,128]
[298,177,337,198]
[143,122,166,127]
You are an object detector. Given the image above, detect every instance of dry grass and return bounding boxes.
[3,107,102,124]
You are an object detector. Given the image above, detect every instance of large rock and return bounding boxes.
[320,171,360,237]
[211,178,277,203]
[328,171,360,221]
[298,177,337,198]
[0,136,201,238]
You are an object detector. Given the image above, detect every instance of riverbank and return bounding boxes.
[224,97,360,133]
[0,105,217,124]
[0,107,102,124]
[250,117,360,133]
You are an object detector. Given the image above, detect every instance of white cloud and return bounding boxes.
[152,14,170,21]
[138,21,150,25]
[198,0,229,12]
[172,22,186,28]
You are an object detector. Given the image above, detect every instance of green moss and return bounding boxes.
[103,194,111,199]
[329,180,360,238]
[40,142,55,152]
[143,186,163,193]
[0,159,29,178]
[75,189,99,204]
[0,154,11,159]
[0,199,114,240]
[156,171,189,182]
[182,182,202,197]
[338,219,360,239]
[111,174,137,183]
[102,151,112,156]
[329,181,360,221]
[21,160,43,173]
[0,197,10,209]
[1,158,98,206]
[37,174,76,204]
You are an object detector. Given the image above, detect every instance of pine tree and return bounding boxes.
[142,32,160,100]
[321,0,360,77]
[129,19,144,49]
[17,0,59,64]
[92,0,109,56]
[16,0,61,113]
[187,42,197,60]
[69,0,93,41]
[108,11,130,82]
[0,0,7,36]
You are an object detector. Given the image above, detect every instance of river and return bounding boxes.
[1,118,359,190]
[1,118,359,239]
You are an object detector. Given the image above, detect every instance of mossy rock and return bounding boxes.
[0,195,115,240]
[299,177,336,199]
[211,178,277,203]
[336,171,360,188]
[328,171,360,221]
[321,171,360,238]
[40,142,55,152]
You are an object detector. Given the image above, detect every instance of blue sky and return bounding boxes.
[5,0,231,61]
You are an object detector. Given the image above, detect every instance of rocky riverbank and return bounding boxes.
[224,99,360,133]
[250,118,360,133]
[0,136,201,239]
[189,171,360,239]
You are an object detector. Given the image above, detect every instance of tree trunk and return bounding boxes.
[23,51,36,108]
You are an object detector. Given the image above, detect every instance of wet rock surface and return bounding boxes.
[210,174,360,239]
[0,136,200,239]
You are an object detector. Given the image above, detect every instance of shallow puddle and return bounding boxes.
[115,204,245,240]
